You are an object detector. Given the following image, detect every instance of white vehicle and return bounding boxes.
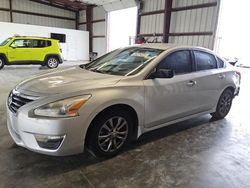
[7,44,241,157]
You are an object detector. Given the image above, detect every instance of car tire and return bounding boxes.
[86,109,133,158]
[46,56,59,69]
[0,57,5,70]
[211,89,234,120]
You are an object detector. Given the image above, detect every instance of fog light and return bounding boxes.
[35,134,65,150]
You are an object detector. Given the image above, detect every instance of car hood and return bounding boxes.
[16,66,123,95]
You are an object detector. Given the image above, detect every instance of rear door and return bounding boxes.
[30,39,48,61]
[191,50,226,111]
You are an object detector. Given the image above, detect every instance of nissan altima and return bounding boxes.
[6,44,241,157]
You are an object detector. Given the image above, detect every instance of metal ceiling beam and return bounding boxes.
[30,0,77,11]
[30,0,88,11]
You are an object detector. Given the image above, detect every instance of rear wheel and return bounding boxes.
[211,89,234,120]
[86,110,133,158]
[0,57,5,70]
[46,56,59,69]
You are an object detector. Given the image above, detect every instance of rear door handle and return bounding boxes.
[186,80,197,87]
[218,74,225,79]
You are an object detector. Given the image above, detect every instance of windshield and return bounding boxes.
[84,47,163,76]
[0,38,12,46]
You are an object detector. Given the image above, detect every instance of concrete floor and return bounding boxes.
[0,62,250,188]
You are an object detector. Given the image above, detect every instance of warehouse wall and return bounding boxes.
[139,0,165,42]
[0,0,76,29]
[170,0,219,49]
[78,6,106,57]
[92,6,106,57]
[138,0,220,49]
[79,10,87,31]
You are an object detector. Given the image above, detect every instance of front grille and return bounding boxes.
[8,90,35,114]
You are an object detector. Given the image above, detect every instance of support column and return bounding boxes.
[9,0,13,22]
[163,0,173,43]
[86,6,93,52]
[75,11,79,30]
[136,0,142,38]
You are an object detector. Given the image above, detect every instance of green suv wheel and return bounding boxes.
[0,57,5,70]
[46,57,59,69]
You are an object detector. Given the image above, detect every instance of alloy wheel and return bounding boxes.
[98,116,129,153]
[219,92,232,116]
[48,58,58,68]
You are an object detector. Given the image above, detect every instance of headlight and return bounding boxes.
[34,95,91,118]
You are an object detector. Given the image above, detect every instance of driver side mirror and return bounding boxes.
[150,68,175,79]
[11,44,17,49]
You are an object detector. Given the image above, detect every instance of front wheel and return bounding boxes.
[0,57,5,70]
[211,89,234,120]
[86,110,133,158]
[46,57,59,69]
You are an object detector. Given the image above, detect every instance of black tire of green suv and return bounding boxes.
[46,56,59,69]
[0,57,5,70]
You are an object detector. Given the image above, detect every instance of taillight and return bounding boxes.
[236,71,241,83]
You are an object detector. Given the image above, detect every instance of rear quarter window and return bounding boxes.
[218,58,225,68]
[47,40,52,47]
[194,51,217,71]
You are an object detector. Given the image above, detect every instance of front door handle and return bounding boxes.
[186,80,197,87]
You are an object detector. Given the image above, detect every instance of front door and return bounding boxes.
[143,50,201,128]
[7,39,33,62]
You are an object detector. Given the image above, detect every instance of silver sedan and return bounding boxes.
[6,44,241,157]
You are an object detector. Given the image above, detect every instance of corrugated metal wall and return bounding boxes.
[78,6,106,57]
[79,10,87,31]
[140,0,165,42]
[0,0,76,29]
[138,0,220,49]
[92,6,107,56]
[170,0,219,49]
[0,0,11,22]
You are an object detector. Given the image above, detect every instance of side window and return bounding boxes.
[157,50,192,74]
[47,40,52,47]
[32,40,46,48]
[218,58,225,68]
[194,51,217,71]
[11,39,32,48]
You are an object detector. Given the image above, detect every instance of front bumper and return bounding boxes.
[6,106,87,156]
[235,87,240,96]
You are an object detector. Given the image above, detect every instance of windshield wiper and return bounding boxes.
[90,69,107,74]
[79,64,86,69]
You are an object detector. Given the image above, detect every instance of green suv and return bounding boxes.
[0,36,63,69]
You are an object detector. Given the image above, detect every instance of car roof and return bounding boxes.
[135,43,214,53]
[137,43,178,50]
[12,36,57,41]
